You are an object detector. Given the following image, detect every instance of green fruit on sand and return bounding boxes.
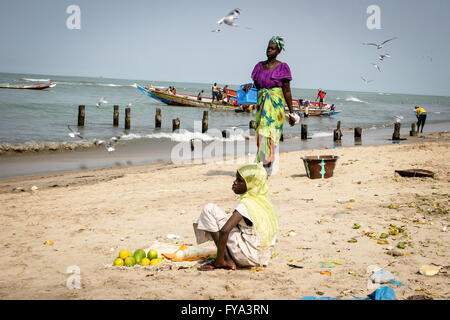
[134,249,146,259]
[125,256,136,267]
[135,255,143,264]
[147,249,158,260]
[380,233,388,239]
[113,258,124,266]
[397,242,406,249]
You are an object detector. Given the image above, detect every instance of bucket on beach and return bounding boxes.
[301,155,339,179]
[236,83,258,105]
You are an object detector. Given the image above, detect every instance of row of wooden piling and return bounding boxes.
[77,105,417,141]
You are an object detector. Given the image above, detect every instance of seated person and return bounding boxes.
[193,163,278,270]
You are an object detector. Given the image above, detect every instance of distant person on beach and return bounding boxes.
[243,36,296,176]
[212,83,220,103]
[222,85,229,103]
[415,105,427,133]
[316,89,327,106]
[194,163,278,270]
[197,90,204,101]
[172,87,176,95]
[304,100,310,117]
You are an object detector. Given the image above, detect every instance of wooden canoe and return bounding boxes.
[0,82,55,90]
[135,84,238,110]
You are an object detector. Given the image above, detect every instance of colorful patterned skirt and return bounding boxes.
[255,87,286,164]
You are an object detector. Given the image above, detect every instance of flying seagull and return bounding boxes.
[424,55,433,63]
[211,29,221,33]
[379,53,391,61]
[363,37,397,49]
[96,97,108,108]
[394,115,404,123]
[372,63,381,72]
[361,77,374,84]
[217,8,240,27]
[95,136,120,152]
[67,125,84,139]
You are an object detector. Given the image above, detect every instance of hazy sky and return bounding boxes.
[0,0,449,96]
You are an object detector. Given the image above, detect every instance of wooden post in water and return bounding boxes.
[125,107,131,130]
[172,118,180,132]
[410,123,417,136]
[301,124,308,140]
[113,105,119,127]
[354,127,362,139]
[392,123,401,140]
[78,105,85,127]
[155,108,162,128]
[249,120,256,130]
[222,130,229,138]
[333,121,343,141]
[202,111,208,133]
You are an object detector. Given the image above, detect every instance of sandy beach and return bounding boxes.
[0,132,449,300]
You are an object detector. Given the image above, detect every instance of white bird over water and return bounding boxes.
[394,115,404,123]
[379,53,391,61]
[96,97,108,108]
[95,136,120,152]
[217,8,240,27]
[67,125,84,139]
[372,63,381,72]
[363,37,397,49]
[361,77,374,84]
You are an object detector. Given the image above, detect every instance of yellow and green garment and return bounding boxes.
[255,87,286,163]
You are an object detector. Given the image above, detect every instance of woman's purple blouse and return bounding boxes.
[251,61,292,89]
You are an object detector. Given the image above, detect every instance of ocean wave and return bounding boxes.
[121,129,248,143]
[345,96,368,103]
[56,81,134,88]
[0,140,98,154]
[20,78,51,82]
[311,132,333,138]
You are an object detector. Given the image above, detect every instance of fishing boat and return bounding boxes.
[0,81,56,90]
[134,84,238,110]
[296,109,340,117]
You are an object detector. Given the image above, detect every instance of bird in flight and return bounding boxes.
[67,125,84,139]
[217,8,240,27]
[96,97,108,108]
[361,77,374,84]
[372,63,381,72]
[363,37,397,49]
[95,136,120,152]
[379,53,391,61]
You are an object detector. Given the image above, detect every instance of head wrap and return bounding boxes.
[269,36,285,51]
[237,163,278,249]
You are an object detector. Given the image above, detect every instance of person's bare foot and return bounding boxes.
[215,258,236,270]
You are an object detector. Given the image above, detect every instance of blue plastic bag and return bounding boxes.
[236,83,258,105]
[300,286,396,300]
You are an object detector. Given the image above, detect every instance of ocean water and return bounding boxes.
[0,72,449,150]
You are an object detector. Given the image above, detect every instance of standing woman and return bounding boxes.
[244,36,296,175]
